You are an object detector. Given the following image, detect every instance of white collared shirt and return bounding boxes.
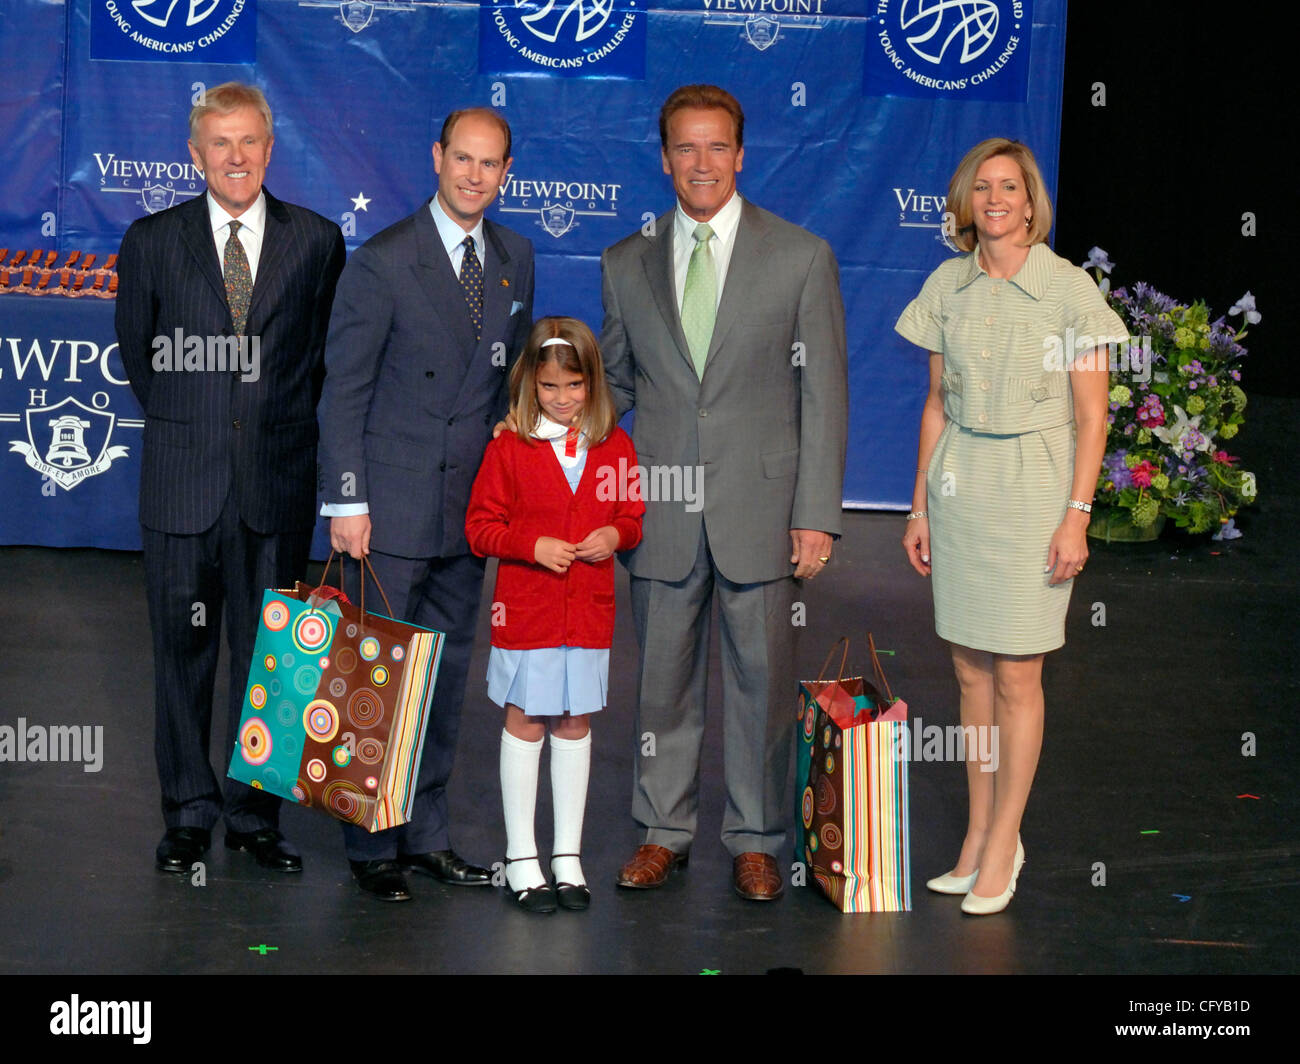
[672,191,742,311]
[429,195,486,275]
[531,413,588,469]
[207,191,266,284]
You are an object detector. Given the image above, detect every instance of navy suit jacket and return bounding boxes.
[316,201,534,560]
[116,190,346,535]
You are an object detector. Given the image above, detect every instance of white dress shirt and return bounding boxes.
[430,195,485,275]
[207,190,266,284]
[672,190,742,312]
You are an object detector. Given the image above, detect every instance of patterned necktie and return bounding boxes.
[459,234,484,340]
[681,222,716,378]
[224,219,252,336]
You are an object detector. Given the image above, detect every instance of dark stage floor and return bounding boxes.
[1,399,1296,981]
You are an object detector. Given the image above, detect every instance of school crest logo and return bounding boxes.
[142,184,176,214]
[9,396,129,491]
[744,16,780,51]
[340,0,375,31]
[538,203,579,239]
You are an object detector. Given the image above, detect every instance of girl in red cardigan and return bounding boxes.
[466,316,644,913]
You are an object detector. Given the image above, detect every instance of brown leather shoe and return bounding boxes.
[733,852,784,901]
[615,844,688,889]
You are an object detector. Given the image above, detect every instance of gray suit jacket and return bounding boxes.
[600,199,848,584]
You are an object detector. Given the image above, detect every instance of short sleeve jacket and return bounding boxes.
[895,243,1128,435]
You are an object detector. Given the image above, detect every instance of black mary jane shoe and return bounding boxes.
[504,855,556,914]
[551,853,591,911]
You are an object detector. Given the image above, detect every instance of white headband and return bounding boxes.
[540,337,573,348]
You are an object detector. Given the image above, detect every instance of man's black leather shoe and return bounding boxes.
[398,849,491,885]
[225,828,303,873]
[156,827,210,874]
[350,859,412,902]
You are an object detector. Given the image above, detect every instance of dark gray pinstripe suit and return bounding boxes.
[116,189,345,832]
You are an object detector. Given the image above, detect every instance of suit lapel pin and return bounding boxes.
[500,278,509,287]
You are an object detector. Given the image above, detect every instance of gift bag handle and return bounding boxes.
[311,551,396,631]
[814,637,851,684]
[866,633,895,706]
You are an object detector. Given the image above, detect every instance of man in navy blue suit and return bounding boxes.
[116,82,345,874]
[317,108,534,901]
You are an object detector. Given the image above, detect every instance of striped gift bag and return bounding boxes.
[795,636,911,913]
[227,555,444,832]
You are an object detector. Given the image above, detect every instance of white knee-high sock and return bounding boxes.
[550,731,591,887]
[500,729,545,892]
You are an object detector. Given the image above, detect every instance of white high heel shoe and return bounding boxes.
[926,868,978,895]
[960,836,1025,915]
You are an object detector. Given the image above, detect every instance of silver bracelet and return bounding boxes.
[906,510,929,521]
[1067,499,1092,514]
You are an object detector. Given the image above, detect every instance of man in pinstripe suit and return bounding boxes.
[116,83,345,874]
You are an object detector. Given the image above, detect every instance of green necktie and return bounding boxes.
[224,219,252,336]
[681,222,716,378]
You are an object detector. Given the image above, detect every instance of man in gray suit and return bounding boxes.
[601,85,848,900]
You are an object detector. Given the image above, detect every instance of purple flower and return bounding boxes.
[1134,282,1176,314]
[1213,518,1243,541]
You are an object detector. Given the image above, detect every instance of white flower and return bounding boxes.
[1081,247,1114,274]
[1151,405,1214,454]
[1228,291,1261,325]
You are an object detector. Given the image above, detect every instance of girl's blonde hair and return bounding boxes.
[509,316,615,446]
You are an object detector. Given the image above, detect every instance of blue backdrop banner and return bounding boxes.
[2,0,1069,522]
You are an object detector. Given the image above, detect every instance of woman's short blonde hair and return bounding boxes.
[947,138,1053,253]
[510,316,616,447]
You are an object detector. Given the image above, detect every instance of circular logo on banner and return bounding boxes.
[92,0,256,62]
[868,0,1031,101]
[488,0,640,74]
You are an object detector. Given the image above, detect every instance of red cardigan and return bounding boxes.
[465,427,644,650]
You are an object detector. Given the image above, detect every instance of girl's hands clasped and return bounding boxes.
[535,536,577,573]
[574,525,619,563]
[534,526,620,571]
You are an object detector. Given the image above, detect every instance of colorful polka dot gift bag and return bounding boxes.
[227,555,444,832]
[795,636,911,913]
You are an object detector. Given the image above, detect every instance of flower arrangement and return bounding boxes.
[1082,249,1259,538]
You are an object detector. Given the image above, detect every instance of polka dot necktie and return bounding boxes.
[459,234,484,341]
[224,219,252,336]
[681,222,716,379]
